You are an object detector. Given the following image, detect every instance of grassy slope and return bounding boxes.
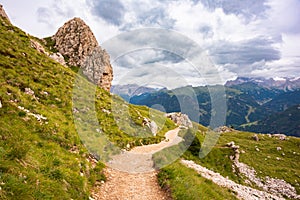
[155,127,239,199]
[159,128,300,199]
[0,17,175,199]
[158,161,238,200]
[217,131,300,193]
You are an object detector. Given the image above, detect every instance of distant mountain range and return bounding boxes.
[111,84,160,101]
[226,76,300,91]
[126,77,300,137]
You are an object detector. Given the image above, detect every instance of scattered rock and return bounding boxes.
[49,52,66,66]
[276,147,282,151]
[228,141,300,199]
[272,134,286,141]
[215,126,235,133]
[30,39,49,55]
[226,141,235,147]
[73,107,79,114]
[255,147,260,152]
[276,157,281,161]
[41,91,49,95]
[181,159,284,200]
[165,112,192,128]
[24,88,34,96]
[102,108,111,114]
[232,145,240,150]
[69,145,79,154]
[17,106,47,122]
[0,100,2,108]
[252,134,259,141]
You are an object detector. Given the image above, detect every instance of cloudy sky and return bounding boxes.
[1,0,300,88]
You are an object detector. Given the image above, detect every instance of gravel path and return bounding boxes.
[107,128,181,173]
[91,128,181,199]
[91,168,171,200]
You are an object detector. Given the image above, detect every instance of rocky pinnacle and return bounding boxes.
[53,17,113,91]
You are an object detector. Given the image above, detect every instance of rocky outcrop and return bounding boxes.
[181,159,284,200]
[30,39,66,66]
[0,5,10,23]
[53,18,98,66]
[30,39,49,55]
[226,141,300,199]
[49,52,66,66]
[166,112,192,128]
[52,17,113,91]
[142,117,158,136]
[215,126,235,133]
[81,47,113,91]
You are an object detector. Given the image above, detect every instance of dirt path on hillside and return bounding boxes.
[91,168,171,200]
[91,128,181,200]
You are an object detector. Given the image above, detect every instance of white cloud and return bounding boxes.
[1,0,300,87]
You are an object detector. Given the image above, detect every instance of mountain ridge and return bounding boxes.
[130,83,300,136]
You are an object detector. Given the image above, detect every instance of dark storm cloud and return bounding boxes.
[210,37,281,66]
[89,0,125,25]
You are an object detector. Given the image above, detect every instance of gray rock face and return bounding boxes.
[0,5,10,22]
[81,47,113,91]
[53,17,113,91]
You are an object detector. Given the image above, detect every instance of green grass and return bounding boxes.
[157,126,300,199]
[182,129,300,194]
[158,161,238,200]
[0,16,175,199]
[217,131,300,194]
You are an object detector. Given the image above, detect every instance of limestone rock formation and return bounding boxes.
[52,17,113,91]
[166,112,193,128]
[53,18,98,66]
[81,47,113,91]
[0,5,10,23]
